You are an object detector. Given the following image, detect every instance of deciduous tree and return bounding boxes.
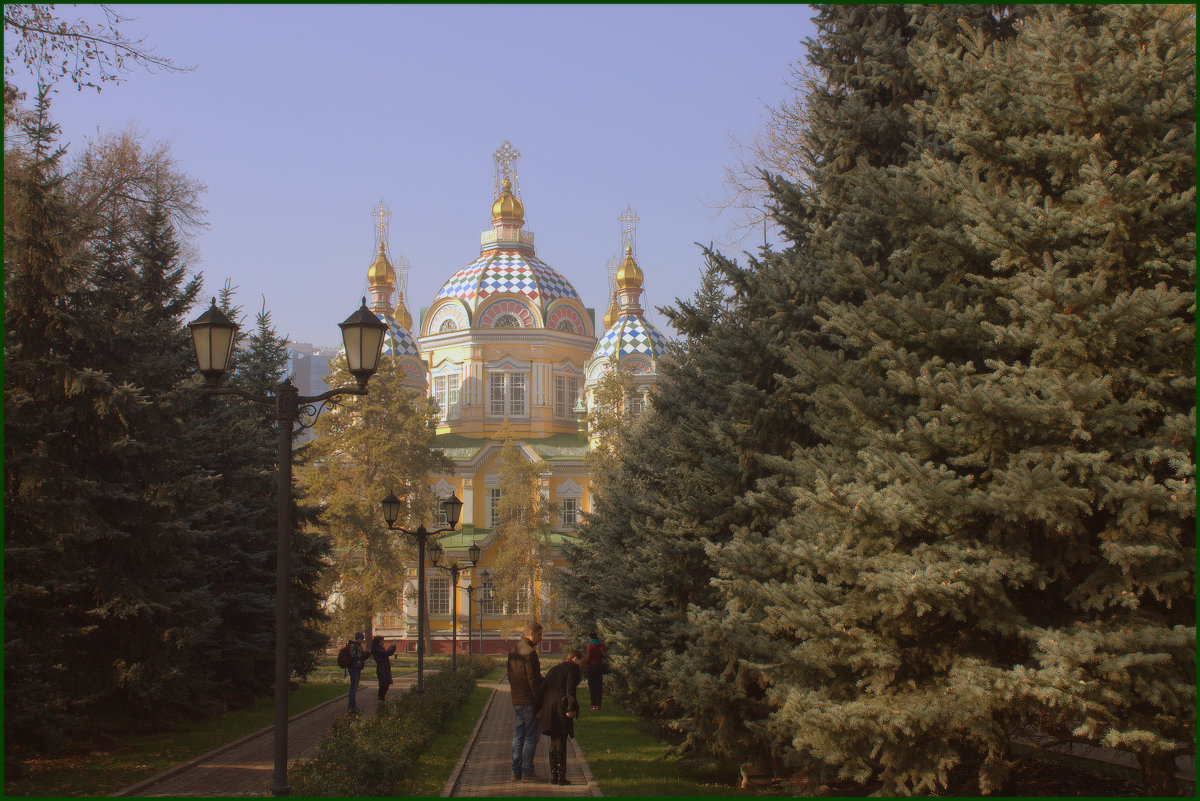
[300,358,451,639]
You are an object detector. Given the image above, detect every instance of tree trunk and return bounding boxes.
[1139,748,1178,797]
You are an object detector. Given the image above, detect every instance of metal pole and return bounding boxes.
[450,567,458,673]
[416,528,426,693]
[272,382,298,797]
[466,586,473,658]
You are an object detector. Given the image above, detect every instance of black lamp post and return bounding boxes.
[380,492,462,692]
[187,297,387,797]
[478,568,490,655]
[428,539,481,673]
[461,542,482,656]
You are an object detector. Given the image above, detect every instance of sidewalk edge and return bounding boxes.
[440,680,502,797]
[569,731,603,797]
[110,691,349,797]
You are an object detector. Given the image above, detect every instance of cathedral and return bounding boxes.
[363,142,669,654]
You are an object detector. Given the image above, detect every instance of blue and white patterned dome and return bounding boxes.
[380,311,420,357]
[433,250,581,319]
[587,312,669,382]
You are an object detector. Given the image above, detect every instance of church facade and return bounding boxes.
[362,143,669,654]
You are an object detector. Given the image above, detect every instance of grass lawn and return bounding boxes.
[576,702,749,797]
[4,682,347,798]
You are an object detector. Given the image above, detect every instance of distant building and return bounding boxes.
[285,343,339,444]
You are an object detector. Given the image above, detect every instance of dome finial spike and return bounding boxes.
[619,204,639,259]
[493,140,521,199]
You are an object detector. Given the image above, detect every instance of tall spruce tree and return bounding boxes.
[66,194,222,723]
[703,4,1191,794]
[4,88,111,749]
[5,93,222,746]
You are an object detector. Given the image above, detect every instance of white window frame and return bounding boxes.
[559,497,579,528]
[514,578,532,616]
[430,495,448,526]
[489,488,502,528]
[429,576,450,615]
[554,374,581,420]
[480,575,500,615]
[488,371,527,418]
[433,373,461,421]
[626,386,647,418]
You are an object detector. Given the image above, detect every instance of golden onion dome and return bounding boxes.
[367,241,395,288]
[491,177,525,225]
[615,245,644,289]
[603,292,620,328]
[394,297,413,331]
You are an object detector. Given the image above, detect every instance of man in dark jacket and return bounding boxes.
[535,649,582,785]
[506,620,544,781]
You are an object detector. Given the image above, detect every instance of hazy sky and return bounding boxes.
[10,4,817,346]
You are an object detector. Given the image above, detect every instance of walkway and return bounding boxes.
[115,674,411,797]
[114,671,602,798]
[442,678,600,797]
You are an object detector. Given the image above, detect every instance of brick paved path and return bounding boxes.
[115,674,411,797]
[443,678,600,797]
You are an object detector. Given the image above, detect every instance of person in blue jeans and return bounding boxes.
[506,620,544,781]
[347,631,367,711]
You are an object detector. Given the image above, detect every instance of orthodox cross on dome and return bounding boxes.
[619,204,639,258]
[605,254,618,295]
[493,140,521,199]
[373,200,391,250]
[395,253,410,299]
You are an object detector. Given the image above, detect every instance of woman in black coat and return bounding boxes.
[535,649,581,785]
[371,635,397,701]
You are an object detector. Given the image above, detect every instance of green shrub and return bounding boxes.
[452,654,498,679]
[289,668,476,796]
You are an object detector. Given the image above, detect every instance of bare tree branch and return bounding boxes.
[64,126,207,238]
[4,4,193,95]
[706,57,818,248]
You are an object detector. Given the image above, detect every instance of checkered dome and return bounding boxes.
[380,311,421,357]
[433,248,581,323]
[592,313,669,363]
[338,310,421,358]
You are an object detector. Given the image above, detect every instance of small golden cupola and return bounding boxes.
[491,177,525,226]
[615,245,644,289]
[603,291,620,328]
[393,294,413,331]
[367,240,395,289]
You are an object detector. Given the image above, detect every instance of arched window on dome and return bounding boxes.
[494,313,521,328]
[439,319,458,333]
[555,319,576,333]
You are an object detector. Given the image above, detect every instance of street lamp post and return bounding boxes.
[478,568,490,655]
[428,539,480,673]
[380,492,463,692]
[461,541,481,656]
[187,297,388,797]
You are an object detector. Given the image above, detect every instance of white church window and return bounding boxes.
[434,374,461,420]
[489,372,526,417]
[489,488,503,527]
[559,497,579,528]
[554,375,580,420]
[429,576,450,615]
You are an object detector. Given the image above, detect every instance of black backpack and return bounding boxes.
[337,641,353,669]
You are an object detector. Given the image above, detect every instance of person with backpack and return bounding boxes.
[370,635,397,702]
[343,632,368,712]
